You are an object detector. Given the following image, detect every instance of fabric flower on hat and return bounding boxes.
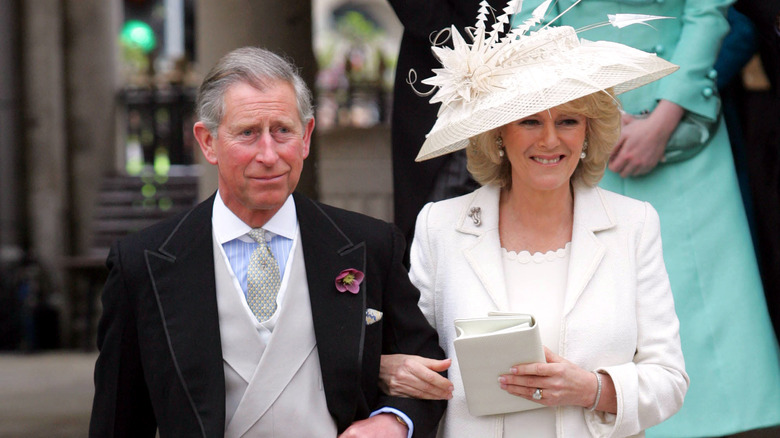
[422,0,535,109]
[423,25,496,109]
[335,268,364,294]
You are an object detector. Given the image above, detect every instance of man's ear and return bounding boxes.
[301,117,315,159]
[194,121,218,165]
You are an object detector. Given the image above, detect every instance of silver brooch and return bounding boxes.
[468,207,482,226]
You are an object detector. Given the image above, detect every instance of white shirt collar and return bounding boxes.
[212,192,298,244]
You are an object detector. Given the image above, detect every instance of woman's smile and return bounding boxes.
[531,155,565,165]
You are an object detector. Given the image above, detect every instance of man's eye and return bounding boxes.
[241,129,254,136]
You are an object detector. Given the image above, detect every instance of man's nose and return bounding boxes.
[254,133,279,164]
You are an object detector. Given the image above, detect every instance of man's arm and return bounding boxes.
[374,226,447,436]
[303,201,446,437]
[89,243,157,437]
[339,413,410,438]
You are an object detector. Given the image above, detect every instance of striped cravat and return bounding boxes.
[246,228,281,321]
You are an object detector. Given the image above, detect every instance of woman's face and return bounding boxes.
[500,106,587,195]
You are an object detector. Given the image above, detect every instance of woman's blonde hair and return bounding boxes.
[467,89,621,188]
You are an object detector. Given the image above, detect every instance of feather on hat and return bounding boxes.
[413,0,679,162]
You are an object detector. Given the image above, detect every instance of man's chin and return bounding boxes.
[246,192,292,211]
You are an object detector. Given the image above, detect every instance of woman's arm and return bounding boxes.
[587,204,689,437]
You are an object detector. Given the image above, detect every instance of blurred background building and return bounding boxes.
[0,0,402,354]
[0,2,775,437]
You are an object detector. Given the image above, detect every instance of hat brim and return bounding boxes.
[415,40,679,162]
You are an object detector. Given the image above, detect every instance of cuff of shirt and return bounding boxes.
[370,407,413,438]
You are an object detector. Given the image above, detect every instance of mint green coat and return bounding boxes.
[514,1,780,436]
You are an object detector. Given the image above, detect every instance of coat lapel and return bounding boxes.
[563,183,615,316]
[143,195,225,436]
[293,193,365,431]
[460,186,509,311]
[458,184,615,316]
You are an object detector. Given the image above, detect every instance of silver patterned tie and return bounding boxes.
[246,228,281,321]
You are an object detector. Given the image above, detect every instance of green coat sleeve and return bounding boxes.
[655,0,734,120]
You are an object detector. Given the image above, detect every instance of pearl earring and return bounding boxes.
[496,136,505,158]
[580,138,588,160]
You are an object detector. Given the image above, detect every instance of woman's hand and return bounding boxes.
[498,347,616,413]
[379,354,454,400]
[608,100,685,178]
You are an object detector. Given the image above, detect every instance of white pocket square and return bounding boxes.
[365,308,383,325]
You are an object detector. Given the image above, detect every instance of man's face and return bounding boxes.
[195,80,314,226]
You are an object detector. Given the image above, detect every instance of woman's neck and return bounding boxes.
[498,183,574,254]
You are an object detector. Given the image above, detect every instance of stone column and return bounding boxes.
[0,0,22,265]
[63,0,118,254]
[194,0,318,201]
[21,0,117,347]
[22,0,69,293]
[0,0,23,349]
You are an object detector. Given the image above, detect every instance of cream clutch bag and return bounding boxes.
[453,312,546,416]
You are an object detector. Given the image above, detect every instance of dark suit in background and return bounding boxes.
[388,0,504,264]
[734,0,780,94]
[731,0,780,336]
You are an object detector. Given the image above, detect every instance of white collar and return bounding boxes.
[212,192,298,244]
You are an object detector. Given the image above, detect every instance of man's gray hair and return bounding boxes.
[196,46,314,134]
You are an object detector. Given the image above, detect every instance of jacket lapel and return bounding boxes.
[563,183,615,316]
[144,195,226,436]
[458,184,615,315]
[460,185,510,311]
[293,193,365,431]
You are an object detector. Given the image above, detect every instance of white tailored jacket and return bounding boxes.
[409,183,689,438]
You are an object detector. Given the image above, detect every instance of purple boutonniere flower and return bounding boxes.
[335,268,364,294]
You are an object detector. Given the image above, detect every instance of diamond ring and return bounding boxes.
[532,388,543,400]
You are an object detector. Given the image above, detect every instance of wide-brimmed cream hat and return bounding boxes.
[413,0,679,162]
